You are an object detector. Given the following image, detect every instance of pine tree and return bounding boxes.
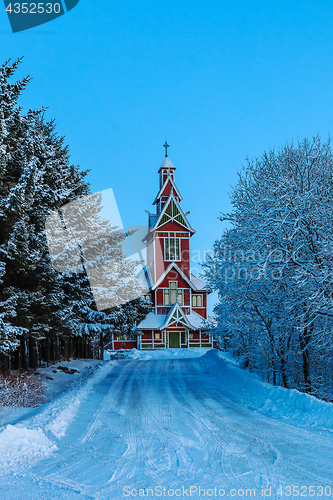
[0,59,151,367]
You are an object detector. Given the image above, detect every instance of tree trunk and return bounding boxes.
[30,338,38,370]
[100,332,104,361]
[46,338,50,367]
[299,327,311,393]
[22,336,29,370]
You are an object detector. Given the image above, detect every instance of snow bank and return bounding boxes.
[105,347,211,360]
[203,350,333,431]
[0,425,57,472]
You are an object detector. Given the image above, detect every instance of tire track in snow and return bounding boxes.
[168,358,246,486]
[106,360,165,486]
[180,357,279,490]
[80,359,133,444]
[4,354,333,500]
[36,360,137,491]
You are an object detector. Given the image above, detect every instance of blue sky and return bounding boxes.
[1,0,333,305]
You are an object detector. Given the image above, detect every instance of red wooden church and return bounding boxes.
[108,144,216,351]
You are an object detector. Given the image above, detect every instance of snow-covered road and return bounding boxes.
[1,350,333,499]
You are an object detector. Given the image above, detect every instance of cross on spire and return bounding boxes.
[163,140,170,157]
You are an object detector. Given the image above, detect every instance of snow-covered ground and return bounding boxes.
[0,359,103,428]
[1,349,333,499]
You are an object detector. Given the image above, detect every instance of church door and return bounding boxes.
[169,331,180,348]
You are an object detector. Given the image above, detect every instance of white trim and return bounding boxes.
[151,262,199,291]
[153,175,183,205]
[151,193,195,234]
[154,238,157,284]
[160,302,193,330]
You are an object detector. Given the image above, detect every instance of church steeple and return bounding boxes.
[144,147,195,284]
[155,158,181,213]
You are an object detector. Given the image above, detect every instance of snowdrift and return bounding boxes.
[202,349,333,432]
[0,425,57,471]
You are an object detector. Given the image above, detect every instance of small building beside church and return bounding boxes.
[107,145,216,351]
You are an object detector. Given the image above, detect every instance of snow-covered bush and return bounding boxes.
[0,371,46,408]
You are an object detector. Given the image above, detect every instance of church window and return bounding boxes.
[117,333,134,341]
[164,282,183,305]
[192,294,203,307]
[170,281,177,303]
[163,289,170,305]
[165,237,180,261]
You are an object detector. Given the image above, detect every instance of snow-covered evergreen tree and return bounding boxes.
[0,262,27,355]
[0,59,150,365]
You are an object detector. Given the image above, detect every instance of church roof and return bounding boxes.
[190,273,210,292]
[136,266,153,291]
[135,312,167,330]
[158,157,176,172]
[135,308,209,331]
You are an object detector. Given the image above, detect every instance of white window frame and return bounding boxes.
[164,237,181,261]
[164,282,184,306]
[192,294,203,308]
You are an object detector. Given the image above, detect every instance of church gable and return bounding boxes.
[153,177,182,205]
[161,303,192,329]
[158,268,191,290]
[152,262,196,291]
[153,195,195,233]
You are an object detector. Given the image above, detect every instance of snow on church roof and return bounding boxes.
[158,157,176,172]
[186,310,209,329]
[190,274,209,291]
[135,312,167,330]
[135,308,208,331]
